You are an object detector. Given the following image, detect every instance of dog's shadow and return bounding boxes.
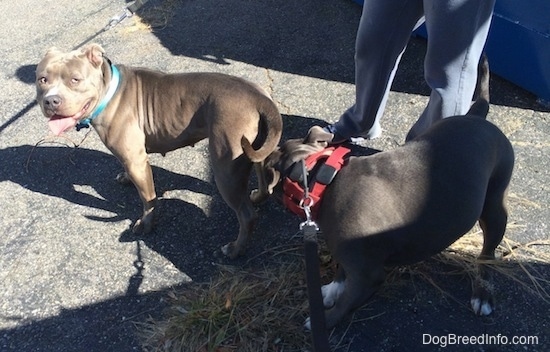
[1,143,224,276]
[3,114,340,277]
[10,143,213,216]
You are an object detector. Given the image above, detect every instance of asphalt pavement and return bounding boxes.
[0,0,548,351]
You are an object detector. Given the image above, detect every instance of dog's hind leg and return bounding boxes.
[471,190,508,315]
[214,154,257,259]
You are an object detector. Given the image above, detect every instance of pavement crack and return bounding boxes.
[265,68,291,115]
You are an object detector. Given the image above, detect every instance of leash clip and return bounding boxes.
[105,8,133,30]
[105,1,151,30]
[297,159,319,239]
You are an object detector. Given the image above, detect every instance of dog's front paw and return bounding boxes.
[471,279,494,315]
[132,203,156,234]
[115,171,132,185]
[321,281,345,308]
[306,307,343,330]
[132,218,150,234]
[132,213,154,234]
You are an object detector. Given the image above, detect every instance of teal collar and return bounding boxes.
[76,64,120,131]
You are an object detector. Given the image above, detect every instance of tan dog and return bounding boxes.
[35,43,282,259]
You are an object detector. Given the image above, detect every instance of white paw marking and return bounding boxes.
[321,281,345,308]
[304,317,311,331]
[221,244,229,256]
[471,298,493,316]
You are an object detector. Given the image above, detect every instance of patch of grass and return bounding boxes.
[137,255,313,351]
[137,230,549,351]
[131,0,182,31]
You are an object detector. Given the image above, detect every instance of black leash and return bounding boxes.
[298,160,331,352]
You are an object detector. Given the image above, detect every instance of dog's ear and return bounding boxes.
[43,47,62,58]
[303,126,331,147]
[82,43,105,68]
[264,150,283,194]
[266,167,281,195]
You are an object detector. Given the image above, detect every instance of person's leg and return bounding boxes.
[331,0,423,142]
[405,0,495,141]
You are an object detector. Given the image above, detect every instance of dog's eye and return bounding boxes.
[38,77,47,84]
[71,77,81,85]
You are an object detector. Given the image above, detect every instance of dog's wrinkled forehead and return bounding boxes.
[36,44,105,82]
[37,53,83,79]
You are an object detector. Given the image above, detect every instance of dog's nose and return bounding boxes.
[44,95,62,109]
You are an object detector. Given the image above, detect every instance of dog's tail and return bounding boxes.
[241,97,283,163]
[469,53,490,119]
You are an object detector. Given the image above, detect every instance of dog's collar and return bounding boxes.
[282,146,350,220]
[76,64,120,131]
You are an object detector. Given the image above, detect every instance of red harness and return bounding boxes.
[282,146,351,220]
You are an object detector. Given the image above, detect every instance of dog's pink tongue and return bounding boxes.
[48,116,77,136]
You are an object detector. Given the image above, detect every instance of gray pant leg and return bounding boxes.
[334,0,423,140]
[406,0,495,140]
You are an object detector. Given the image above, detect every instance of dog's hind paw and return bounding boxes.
[221,242,241,259]
[249,189,268,204]
[471,278,494,316]
[471,297,493,315]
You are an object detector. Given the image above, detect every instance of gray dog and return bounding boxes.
[257,99,514,328]
[35,43,282,259]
